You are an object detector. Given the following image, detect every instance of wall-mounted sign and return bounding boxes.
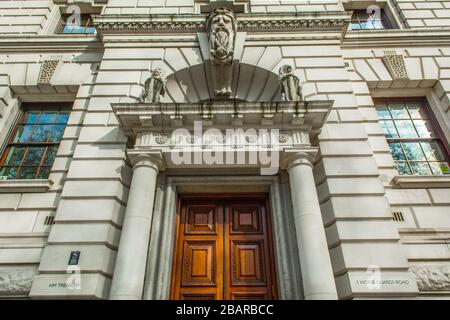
[68,251,81,265]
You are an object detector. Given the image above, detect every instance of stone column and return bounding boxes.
[284,150,338,300]
[109,151,162,300]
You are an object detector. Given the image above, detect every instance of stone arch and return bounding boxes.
[161,63,282,103]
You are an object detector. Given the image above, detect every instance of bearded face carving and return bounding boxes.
[207,8,237,65]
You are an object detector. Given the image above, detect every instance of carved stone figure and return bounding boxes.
[140,68,166,103]
[279,65,303,102]
[206,8,237,99]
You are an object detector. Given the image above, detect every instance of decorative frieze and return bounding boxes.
[93,12,351,34]
[135,129,304,150]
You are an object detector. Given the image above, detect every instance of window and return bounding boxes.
[375,99,450,175]
[350,9,392,30]
[59,14,96,34]
[0,104,70,180]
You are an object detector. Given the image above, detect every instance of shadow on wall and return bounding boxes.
[164,63,283,103]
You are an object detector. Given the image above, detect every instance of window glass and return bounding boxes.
[376,99,450,176]
[0,105,70,180]
[350,9,393,30]
[60,14,96,34]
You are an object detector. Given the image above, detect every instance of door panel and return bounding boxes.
[172,202,224,300]
[171,195,277,300]
[182,241,216,287]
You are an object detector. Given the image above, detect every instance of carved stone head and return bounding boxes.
[206,8,237,64]
[279,65,294,79]
[151,68,166,81]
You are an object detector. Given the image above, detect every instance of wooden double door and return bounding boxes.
[170,195,278,300]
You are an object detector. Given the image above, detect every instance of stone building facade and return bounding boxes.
[0,0,449,299]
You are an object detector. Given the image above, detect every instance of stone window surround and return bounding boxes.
[0,97,73,193]
[371,86,450,188]
[45,1,104,36]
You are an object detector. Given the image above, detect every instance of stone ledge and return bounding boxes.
[392,175,450,189]
[342,29,450,47]
[0,179,51,193]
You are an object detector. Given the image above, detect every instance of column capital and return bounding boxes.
[282,148,318,171]
[127,150,165,172]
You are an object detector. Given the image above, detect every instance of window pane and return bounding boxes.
[402,142,426,161]
[22,147,45,166]
[376,106,391,119]
[36,167,51,179]
[413,120,434,138]
[43,146,58,165]
[389,142,406,160]
[389,105,409,119]
[380,120,398,138]
[350,23,361,30]
[17,167,38,179]
[407,104,428,119]
[410,162,432,175]
[371,19,384,29]
[360,22,371,29]
[4,147,25,166]
[24,112,39,124]
[421,141,446,161]
[0,167,17,179]
[56,113,69,124]
[14,125,34,142]
[395,162,411,175]
[31,125,52,142]
[39,112,57,124]
[396,120,418,138]
[85,26,96,34]
[63,25,85,33]
[50,125,66,142]
[429,162,450,175]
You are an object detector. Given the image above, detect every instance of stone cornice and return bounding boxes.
[342,29,450,48]
[93,12,351,34]
[0,35,102,52]
[112,100,332,137]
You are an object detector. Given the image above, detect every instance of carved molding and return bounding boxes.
[93,12,351,34]
[0,269,37,295]
[382,50,409,80]
[411,265,450,291]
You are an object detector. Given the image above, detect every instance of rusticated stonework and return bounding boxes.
[0,269,37,295]
[410,265,450,291]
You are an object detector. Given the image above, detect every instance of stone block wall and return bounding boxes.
[393,0,450,28]
[0,47,103,297]
[342,44,450,296]
[0,0,55,34]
